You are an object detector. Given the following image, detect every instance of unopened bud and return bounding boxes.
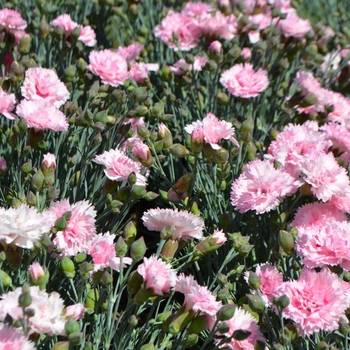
[217,304,236,321]
[169,144,189,158]
[123,221,137,245]
[65,318,80,336]
[278,230,294,254]
[61,257,75,279]
[247,294,265,313]
[115,237,128,257]
[130,237,146,262]
[247,271,261,290]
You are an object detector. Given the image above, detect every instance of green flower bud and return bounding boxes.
[55,216,67,231]
[31,169,45,190]
[131,87,148,103]
[18,291,32,308]
[123,221,137,245]
[339,318,350,335]
[39,16,50,38]
[70,27,81,42]
[68,332,83,346]
[227,46,242,60]
[247,295,265,313]
[115,237,128,257]
[21,160,32,173]
[116,186,131,202]
[19,34,31,54]
[247,271,261,290]
[76,58,88,74]
[216,92,230,105]
[278,230,294,254]
[217,304,236,321]
[74,253,87,264]
[61,256,75,278]
[101,271,113,286]
[214,148,229,164]
[217,321,230,334]
[128,314,138,329]
[128,172,137,186]
[151,103,164,118]
[169,144,189,158]
[65,318,80,335]
[140,344,155,350]
[232,329,251,341]
[137,125,150,139]
[130,185,147,199]
[276,295,290,309]
[161,239,178,259]
[130,237,146,262]
[144,191,159,201]
[51,341,70,350]
[167,308,195,335]
[315,341,329,350]
[185,334,198,348]
[0,270,12,287]
[127,270,143,295]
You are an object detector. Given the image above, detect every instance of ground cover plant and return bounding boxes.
[1,0,350,349]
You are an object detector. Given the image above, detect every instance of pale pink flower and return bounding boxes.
[0,87,16,120]
[0,8,27,44]
[272,0,294,13]
[185,113,239,150]
[215,307,266,350]
[28,262,45,282]
[88,49,129,87]
[231,159,298,214]
[0,324,36,350]
[208,40,222,55]
[241,47,252,60]
[21,67,70,108]
[245,264,283,306]
[132,142,151,161]
[324,91,350,127]
[220,63,269,98]
[116,43,144,63]
[93,148,147,185]
[321,51,342,73]
[42,152,56,175]
[0,158,7,173]
[291,202,346,230]
[170,56,207,75]
[89,232,132,271]
[142,208,204,241]
[278,12,312,38]
[50,14,78,35]
[63,303,86,320]
[296,220,350,270]
[266,121,332,179]
[137,255,177,295]
[154,11,202,51]
[194,229,227,255]
[299,151,350,202]
[16,100,69,131]
[79,25,96,46]
[129,62,159,83]
[175,274,222,316]
[198,12,238,41]
[49,199,97,256]
[0,204,54,249]
[274,268,350,335]
[181,2,213,20]
[0,286,66,336]
[329,191,350,213]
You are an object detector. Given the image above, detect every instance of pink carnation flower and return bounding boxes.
[16,100,69,131]
[79,25,97,46]
[181,2,213,19]
[185,113,239,150]
[231,159,298,214]
[21,67,70,108]
[246,264,283,306]
[175,274,222,316]
[296,220,350,270]
[137,255,177,295]
[299,151,350,202]
[278,12,312,38]
[28,262,45,282]
[0,286,66,336]
[154,11,202,51]
[42,152,56,175]
[324,91,350,127]
[0,204,55,249]
[220,63,269,98]
[63,303,86,320]
[215,307,266,350]
[129,62,159,83]
[170,56,206,75]
[116,43,144,63]
[88,49,129,87]
[274,268,350,335]
[142,208,204,241]
[89,232,132,271]
[93,148,147,186]
[50,14,78,35]
[0,8,27,43]
[49,199,97,256]
[0,324,35,350]
[0,87,16,120]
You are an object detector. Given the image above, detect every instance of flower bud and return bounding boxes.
[68,332,83,346]
[217,321,230,334]
[130,237,146,262]
[18,291,32,308]
[165,308,195,335]
[0,270,12,287]
[21,160,32,173]
[276,294,290,309]
[101,271,113,286]
[217,304,236,321]
[127,270,143,295]
[123,221,137,245]
[70,27,81,42]
[169,144,189,158]
[128,314,138,329]
[41,153,56,176]
[247,271,261,290]
[194,229,227,257]
[28,262,47,289]
[115,236,128,258]
[19,34,31,55]
[158,123,173,148]
[315,342,329,350]
[245,141,256,160]
[232,329,251,341]
[161,239,179,259]
[84,289,99,310]
[39,16,50,38]
[185,334,198,347]
[278,230,294,255]
[128,172,137,186]
[339,317,350,335]
[131,87,148,103]
[130,185,147,199]
[140,344,155,350]
[61,257,75,279]
[247,295,265,313]
[136,125,150,140]
[31,169,45,190]
[74,253,87,264]
[51,341,70,350]
[65,318,80,336]
[214,148,229,164]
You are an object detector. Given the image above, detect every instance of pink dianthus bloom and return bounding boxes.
[50,14,78,35]
[88,49,129,87]
[142,208,204,241]
[299,151,350,202]
[79,25,97,46]
[175,274,222,316]
[185,113,239,150]
[246,264,283,306]
[215,307,266,350]
[0,87,16,120]
[93,148,147,186]
[274,268,350,335]
[49,199,97,256]
[231,159,298,214]
[170,56,206,75]
[323,91,350,127]
[220,63,269,98]
[130,62,159,83]
[154,11,202,51]
[63,303,86,320]
[116,43,144,63]
[296,220,350,270]
[0,286,66,336]
[42,152,56,175]
[89,232,132,271]
[278,12,312,38]
[0,324,35,350]
[137,255,177,295]
[28,262,45,282]
[0,204,55,249]
[181,2,213,20]
[0,8,27,44]
[16,100,69,131]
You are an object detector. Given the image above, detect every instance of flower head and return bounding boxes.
[93,148,147,185]
[185,113,238,150]
[116,43,144,63]
[16,100,69,131]
[88,49,129,87]
[231,159,298,214]
[278,12,312,38]
[50,14,78,35]
[28,262,45,283]
[79,25,96,46]
[274,268,350,335]
[137,255,177,295]
[49,199,97,256]
[0,87,16,120]
[220,63,269,98]
[63,303,86,320]
[0,324,36,350]
[0,8,27,43]
[142,208,204,241]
